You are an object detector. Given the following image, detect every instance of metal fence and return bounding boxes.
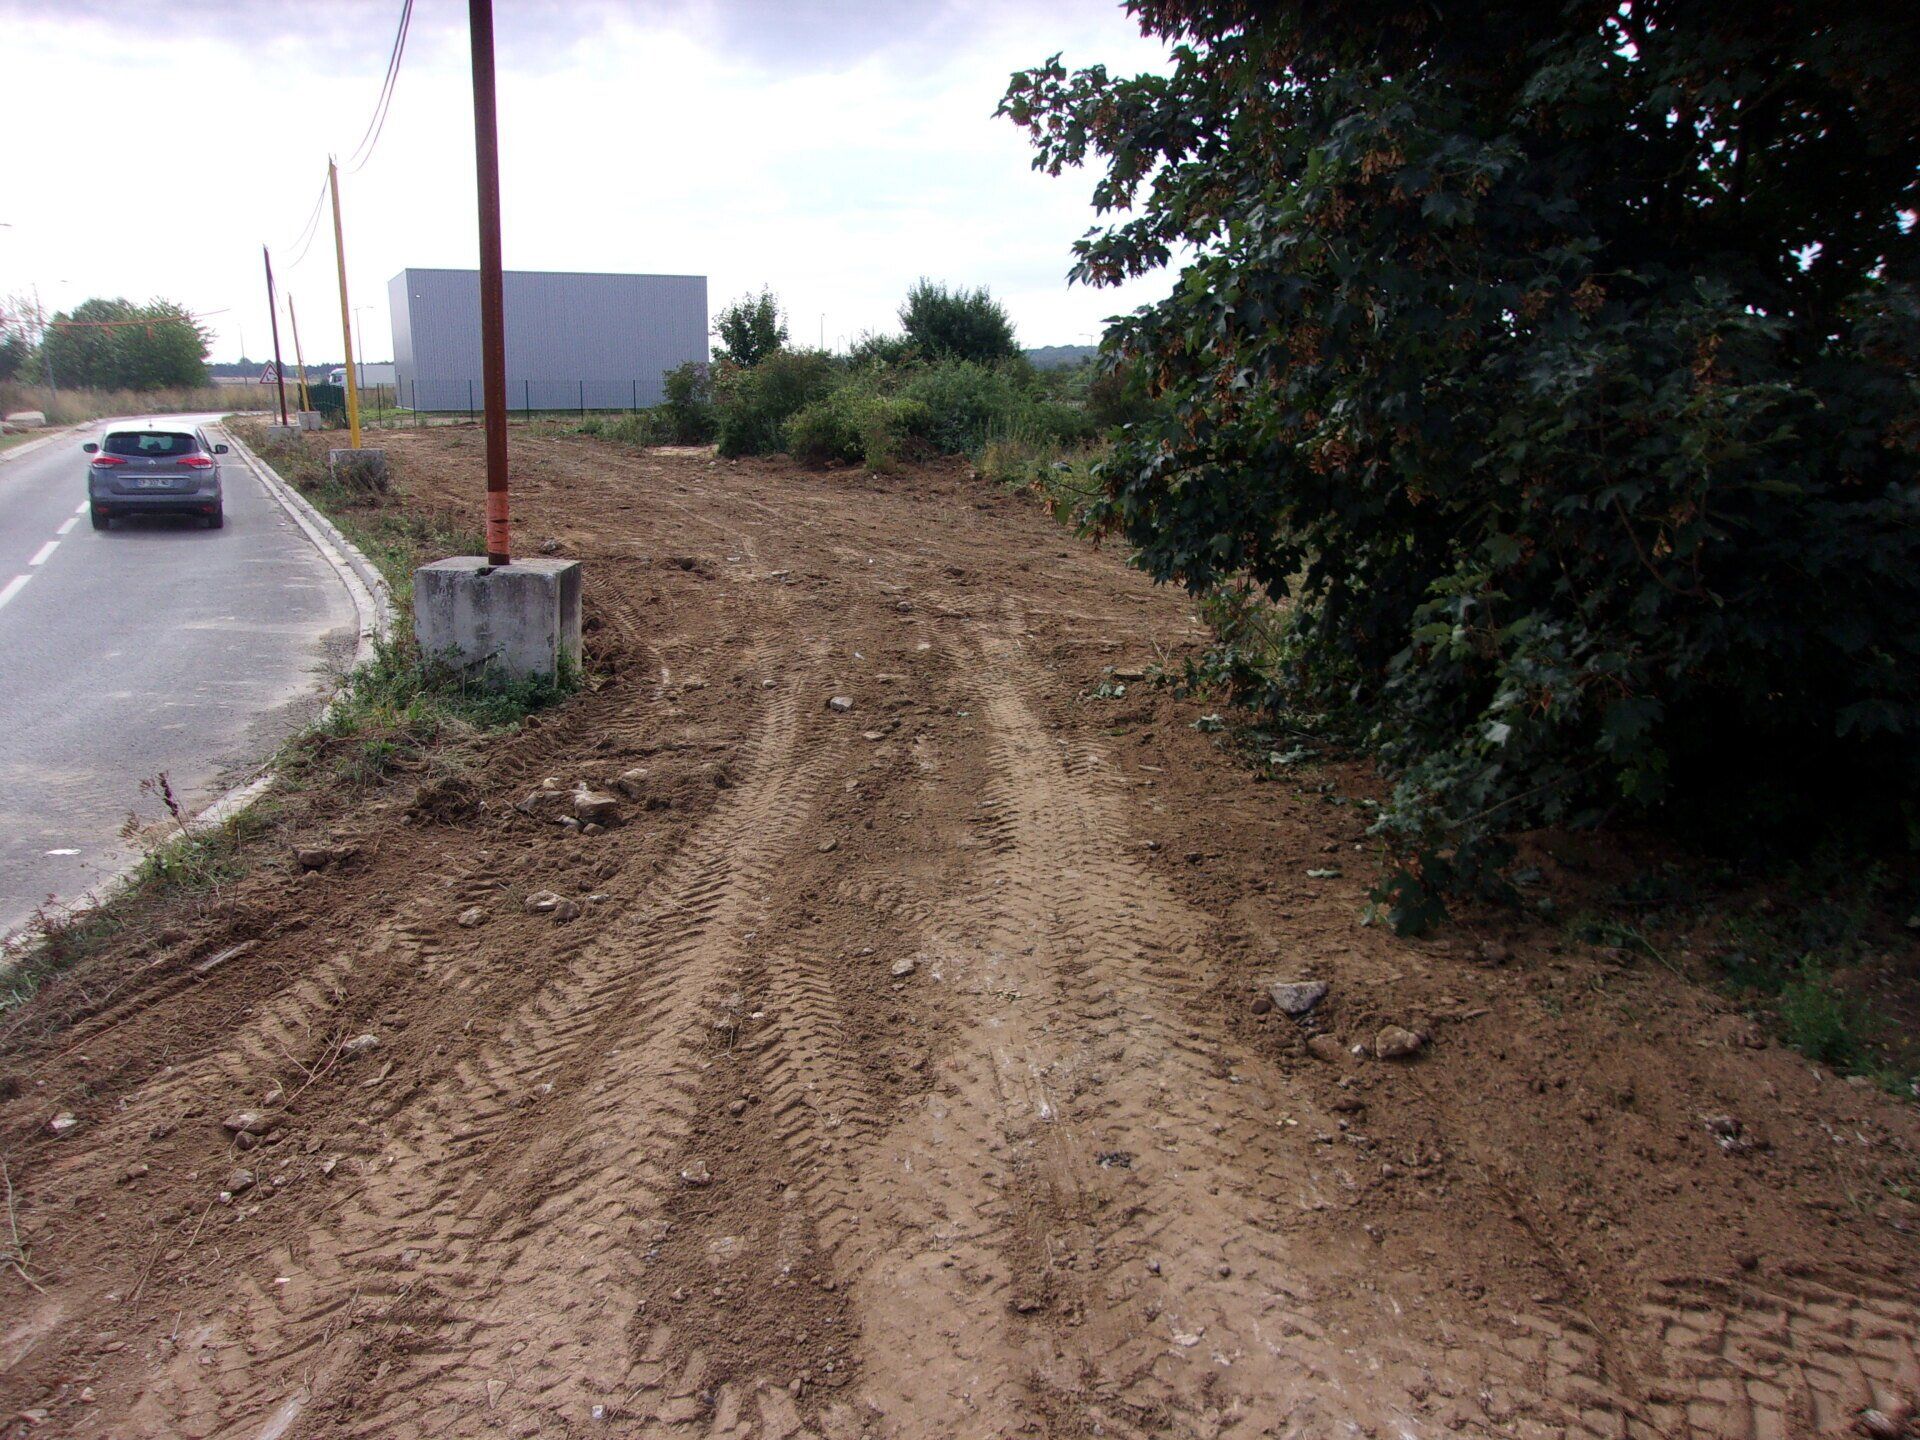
[306,378,668,425]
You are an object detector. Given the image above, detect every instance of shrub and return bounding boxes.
[599,410,667,447]
[900,280,1020,364]
[897,362,1018,453]
[1005,3,1920,923]
[847,331,919,368]
[783,401,857,466]
[659,361,716,443]
[894,361,1098,454]
[1083,354,1154,429]
[714,349,837,457]
[785,386,929,471]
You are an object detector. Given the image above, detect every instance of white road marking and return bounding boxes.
[75,500,89,515]
[45,848,80,856]
[0,574,28,610]
[57,517,78,536]
[28,540,58,567]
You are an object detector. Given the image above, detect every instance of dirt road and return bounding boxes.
[2,433,1916,1439]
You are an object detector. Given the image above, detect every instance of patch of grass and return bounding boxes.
[1563,857,1917,1096]
[1702,883,1917,1095]
[233,421,481,605]
[0,378,271,426]
[1775,959,1869,1071]
[2,906,128,1012]
[126,805,273,896]
[288,634,575,790]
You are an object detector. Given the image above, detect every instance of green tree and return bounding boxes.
[898,280,1019,364]
[1003,3,1920,918]
[712,287,788,368]
[44,297,210,389]
[118,299,210,388]
[44,298,123,388]
[0,331,29,383]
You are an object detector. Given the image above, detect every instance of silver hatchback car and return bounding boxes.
[83,423,229,530]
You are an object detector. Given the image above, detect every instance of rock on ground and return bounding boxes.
[1267,980,1329,1017]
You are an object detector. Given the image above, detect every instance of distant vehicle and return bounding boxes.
[82,424,228,530]
[328,362,396,388]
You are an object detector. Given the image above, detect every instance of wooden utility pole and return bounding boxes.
[328,159,363,448]
[262,246,290,425]
[469,0,511,565]
[32,285,56,405]
[287,296,312,412]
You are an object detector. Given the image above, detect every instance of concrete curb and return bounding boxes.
[221,424,394,663]
[1,424,397,961]
[187,425,397,829]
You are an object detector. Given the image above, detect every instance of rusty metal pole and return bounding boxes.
[469,0,510,565]
[262,246,290,425]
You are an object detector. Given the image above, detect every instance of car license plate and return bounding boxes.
[137,477,171,489]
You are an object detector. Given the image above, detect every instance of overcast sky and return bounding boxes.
[0,1,1169,367]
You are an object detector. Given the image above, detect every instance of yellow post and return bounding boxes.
[287,296,312,412]
[328,158,362,448]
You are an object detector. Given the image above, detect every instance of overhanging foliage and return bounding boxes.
[1003,1,1920,924]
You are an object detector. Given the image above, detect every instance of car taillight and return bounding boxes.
[91,454,127,467]
[178,454,214,469]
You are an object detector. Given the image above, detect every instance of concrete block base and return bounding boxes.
[414,557,582,685]
[296,410,323,431]
[264,425,298,444]
[329,447,390,491]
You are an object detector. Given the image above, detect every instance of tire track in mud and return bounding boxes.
[113,656,847,1440]
[592,641,997,1439]
[23,712,650,1234]
[812,628,1401,1438]
[809,631,1920,1440]
[1632,1270,1920,1439]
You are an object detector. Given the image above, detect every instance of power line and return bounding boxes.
[281,0,411,276]
[344,0,415,174]
[284,174,330,269]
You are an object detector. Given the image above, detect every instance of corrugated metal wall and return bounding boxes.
[389,268,708,413]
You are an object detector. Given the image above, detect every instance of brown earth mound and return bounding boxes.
[0,432,1915,1439]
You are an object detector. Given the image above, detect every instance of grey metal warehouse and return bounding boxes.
[388,267,707,413]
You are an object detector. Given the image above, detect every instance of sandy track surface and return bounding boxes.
[1,434,1915,1439]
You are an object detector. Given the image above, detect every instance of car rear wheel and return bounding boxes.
[89,505,109,530]
[204,506,224,530]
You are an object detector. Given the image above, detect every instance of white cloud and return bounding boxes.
[0,1,1170,365]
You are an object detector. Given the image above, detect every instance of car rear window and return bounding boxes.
[103,431,198,457]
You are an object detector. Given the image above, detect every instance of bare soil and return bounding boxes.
[2,432,1916,1439]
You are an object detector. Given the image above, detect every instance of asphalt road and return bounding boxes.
[0,416,356,941]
